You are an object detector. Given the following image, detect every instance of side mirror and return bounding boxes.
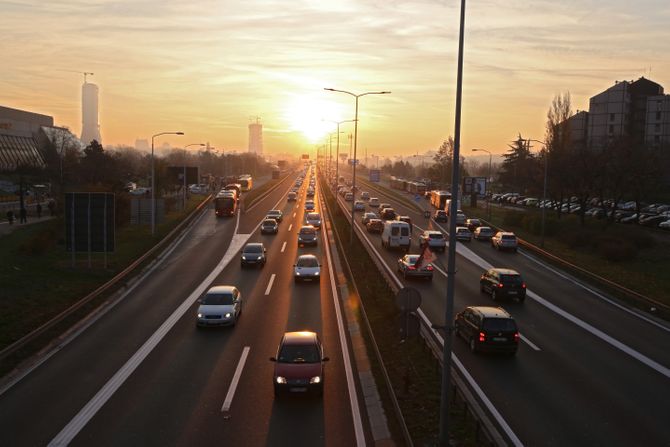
[322,357,330,362]
[269,357,276,362]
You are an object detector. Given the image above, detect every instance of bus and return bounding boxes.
[238,175,253,192]
[214,194,237,217]
[430,190,451,209]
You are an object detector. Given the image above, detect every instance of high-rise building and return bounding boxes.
[81,82,101,145]
[248,118,263,155]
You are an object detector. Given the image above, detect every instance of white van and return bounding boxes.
[381,221,411,250]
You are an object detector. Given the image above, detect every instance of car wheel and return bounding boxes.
[469,338,478,353]
[241,262,245,269]
[294,277,300,283]
[518,295,525,303]
[491,290,497,301]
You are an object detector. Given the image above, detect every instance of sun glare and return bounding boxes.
[284,95,345,143]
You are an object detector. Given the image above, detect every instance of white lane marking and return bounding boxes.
[265,274,276,296]
[288,223,293,232]
[320,192,366,447]
[281,241,287,253]
[221,347,251,412]
[518,250,670,333]
[293,212,296,218]
[49,189,292,446]
[520,334,541,351]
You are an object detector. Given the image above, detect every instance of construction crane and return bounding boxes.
[56,69,94,83]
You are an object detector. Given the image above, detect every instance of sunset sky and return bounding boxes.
[2,0,669,160]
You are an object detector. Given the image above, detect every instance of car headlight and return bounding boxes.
[197,313,203,318]
[310,376,321,384]
[276,376,287,384]
[296,272,301,276]
[314,271,320,275]
[241,256,246,260]
[225,312,232,318]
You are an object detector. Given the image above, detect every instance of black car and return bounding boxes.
[434,210,448,223]
[260,218,279,234]
[466,218,481,232]
[241,242,267,268]
[381,208,397,220]
[480,268,526,302]
[454,306,519,355]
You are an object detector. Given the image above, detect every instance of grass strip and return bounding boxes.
[321,179,481,446]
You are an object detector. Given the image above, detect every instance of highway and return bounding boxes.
[335,169,670,446]
[0,171,365,446]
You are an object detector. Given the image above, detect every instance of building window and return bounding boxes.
[654,135,660,143]
[608,125,614,134]
[655,124,661,133]
[657,111,662,120]
[609,113,615,121]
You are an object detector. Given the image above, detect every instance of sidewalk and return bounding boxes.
[0,215,56,237]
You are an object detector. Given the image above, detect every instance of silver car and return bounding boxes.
[419,230,446,252]
[294,254,321,282]
[196,286,242,327]
[305,212,322,229]
[298,225,318,245]
[491,231,518,252]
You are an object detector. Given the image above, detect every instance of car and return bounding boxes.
[260,218,279,234]
[419,230,446,252]
[480,268,526,302]
[344,192,354,202]
[380,203,392,211]
[491,231,518,252]
[454,211,467,226]
[307,188,315,197]
[294,254,321,282]
[473,226,495,241]
[465,218,482,232]
[304,200,316,212]
[196,286,242,327]
[397,254,433,280]
[381,220,411,250]
[380,208,397,220]
[353,200,366,212]
[361,212,378,225]
[454,306,519,355]
[270,331,329,397]
[288,191,297,201]
[241,242,267,267]
[360,191,370,200]
[366,218,384,233]
[266,209,283,223]
[434,210,448,223]
[305,212,322,229]
[454,226,473,242]
[396,215,413,231]
[369,198,380,208]
[639,215,668,227]
[298,225,318,245]
[659,220,670,230]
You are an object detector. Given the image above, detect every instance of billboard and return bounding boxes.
[369,169,381,182]
[166,166,199,185]
[463,176,487,197]
[65,192,115,252]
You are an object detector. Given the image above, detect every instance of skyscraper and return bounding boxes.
[248,118,263,155]
[81,82,101,145]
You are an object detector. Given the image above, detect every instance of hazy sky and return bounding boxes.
[2,0,669,159]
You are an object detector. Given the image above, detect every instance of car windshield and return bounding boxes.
[297,256,318,267]
[406,255,420,263]
[482,318,517,332]
[202,293,234,305]
[502,235,517,241]
[244,245,263,253]
[307,213,320,220]
[501,275,523,285]
[300,227,315,234]
[429,233,443,239]
[278,344,320,363]
[263,220,275,226]
[269,210,280,215]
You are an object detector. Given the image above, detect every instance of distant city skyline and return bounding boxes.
[2,0,668,157]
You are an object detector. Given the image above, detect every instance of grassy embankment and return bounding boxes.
[321,180,481,446]
[0,195,206,376]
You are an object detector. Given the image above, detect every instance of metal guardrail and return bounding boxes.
[0,196,212,363]
[326,182,509,446]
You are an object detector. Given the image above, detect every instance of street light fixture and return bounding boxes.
[182,143,206,209]
[524,138,549,248]
[324,88,391,245]
[151,131,184,236]
[472,148,492,221]
[325,119,356,187]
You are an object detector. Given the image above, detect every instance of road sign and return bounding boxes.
[395,287,422,312]
[65,192,115,252]
[369,169,381,182]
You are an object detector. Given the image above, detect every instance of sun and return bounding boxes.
[283,95,346,143]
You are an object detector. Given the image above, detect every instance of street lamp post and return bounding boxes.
[182,143,205,209]
[524,138,548,248]
[326,119,356,189]
[324,88,391,245]
[472,148,492,221]
[152,131,184,236]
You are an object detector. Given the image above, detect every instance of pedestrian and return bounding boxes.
[36,203,42,218]
[6,210,14,225]
[20,207,27,224]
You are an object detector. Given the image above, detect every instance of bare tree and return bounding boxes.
[544,92,573,218]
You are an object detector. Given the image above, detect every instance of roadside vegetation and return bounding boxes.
[321,179,482,446]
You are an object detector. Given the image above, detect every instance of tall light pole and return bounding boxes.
[440,0,467,444]
[152,131,184,236]
[326,119,356,187]
[472,148,492,221]
[324,88,391,245]
[182,143,205,209]
[524,138,548,248]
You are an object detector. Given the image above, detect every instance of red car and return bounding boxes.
[270,331,329,397]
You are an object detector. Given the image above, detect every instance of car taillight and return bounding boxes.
[498,283,504,288]
[426,265,433,271]
[514,332,520,343]
[521,282,526,289]
[408,266,416,270]
[479,332,486,342]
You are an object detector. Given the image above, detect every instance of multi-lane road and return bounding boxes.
[0,171,366,446]
[336,169,670,446]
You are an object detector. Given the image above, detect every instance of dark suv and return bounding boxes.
[454,306,519,355]
[480,268,526,302]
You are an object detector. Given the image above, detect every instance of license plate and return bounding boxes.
[493,337,507,342]
[508,291,517,295]
[290,387,307,392]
